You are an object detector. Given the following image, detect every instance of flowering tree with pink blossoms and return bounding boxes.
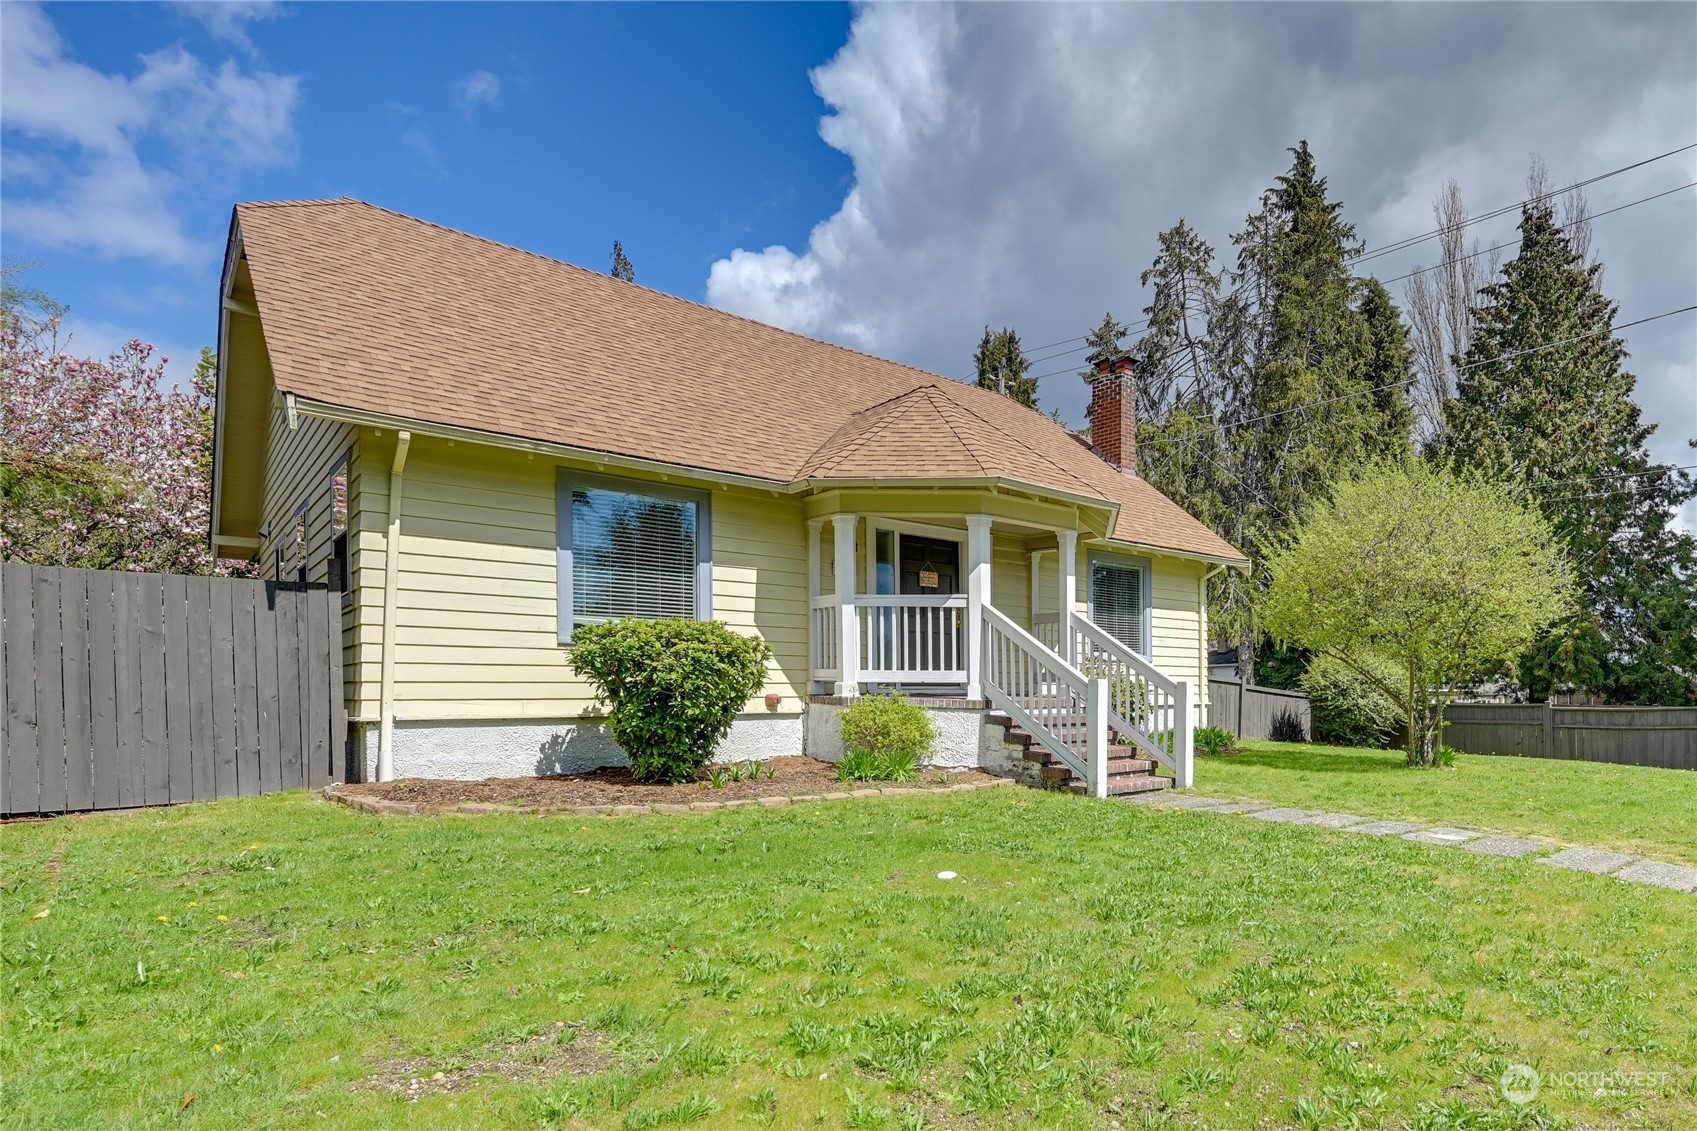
[1,309,251,576]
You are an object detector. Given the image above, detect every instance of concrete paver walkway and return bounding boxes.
[1136,794,1697,895]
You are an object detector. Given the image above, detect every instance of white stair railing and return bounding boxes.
[1066,611,1193,788]
[982,605,1108,797]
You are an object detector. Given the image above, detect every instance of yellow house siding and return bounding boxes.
[358,437,808,722]
[258,403,355,584]
[1052,544,1207,704]
[990,531,1031,628]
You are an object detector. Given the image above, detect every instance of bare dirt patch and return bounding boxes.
[355,1025,611,1102]
[336,756,999,809]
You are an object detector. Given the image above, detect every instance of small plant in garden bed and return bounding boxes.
[1268,708,1307,743]
[836,749,920,784]
[1194,725,1237,757]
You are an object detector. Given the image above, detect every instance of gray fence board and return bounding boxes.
[4,564,40,815]
[209,581,242,799]
[1444,703,1697,771]
[88,573,120,811]
[1,566,344,816]
[185,576,215,802]
[276,586,304,791]
[32,570,67,815]
[1208,677,1312,741]
[60,572,94,813]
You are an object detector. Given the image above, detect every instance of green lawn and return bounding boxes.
[3,788,1694,1130]
[1193,741,1697,865]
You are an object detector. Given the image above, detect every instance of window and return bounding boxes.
[557,471,711,642]
[328,455,350,596]
[1089,553,1150,656]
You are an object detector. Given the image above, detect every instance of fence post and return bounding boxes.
[1086,677,1109,799]
[1174,679,1194,789]
[1543,700,1555,759]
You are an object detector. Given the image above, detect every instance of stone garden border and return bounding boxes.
[323,777,1016,818]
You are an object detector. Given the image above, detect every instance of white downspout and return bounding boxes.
[376,431,411,781]
[1200,563,1224,731]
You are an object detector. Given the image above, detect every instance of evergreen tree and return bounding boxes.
[973,326,1038,410]
[1357,277,1417,461]
[1443,195,1697,705]
[609,240,635,282]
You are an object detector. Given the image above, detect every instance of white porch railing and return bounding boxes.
[1066,611,1193,788]
[1031,611,1062,655]
[982,605,1108,795]
[810,594,968,686]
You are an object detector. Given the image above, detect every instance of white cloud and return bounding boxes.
[175,1,282,55]
[706,3,1696,526]
[0,2,299,265]
[455,69,500,114]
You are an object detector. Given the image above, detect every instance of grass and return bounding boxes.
[2,786,1694,1130]
[1194,740,1697,865]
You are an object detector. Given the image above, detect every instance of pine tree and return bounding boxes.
[973,326,1038,410]
[609,240,635,282]
[1443,194,1697,705]
[1356,278,1417,461]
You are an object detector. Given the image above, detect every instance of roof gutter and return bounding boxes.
[288,396,793,494]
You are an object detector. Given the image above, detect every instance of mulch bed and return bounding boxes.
[334,756,1002,809]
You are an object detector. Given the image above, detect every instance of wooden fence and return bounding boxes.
[1443,702,1697,771]
[2,565,345,817]
[1208,677,1312,740]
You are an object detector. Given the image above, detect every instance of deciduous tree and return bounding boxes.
[1260,462,1572,766]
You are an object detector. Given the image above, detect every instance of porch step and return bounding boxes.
[987,711,1169,798]
[1067,774,1169,797]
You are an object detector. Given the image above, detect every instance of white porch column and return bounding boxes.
[1056,528,1078,664]
[965,515,993,700]
[806,519,823,692]
[831,514,859,697]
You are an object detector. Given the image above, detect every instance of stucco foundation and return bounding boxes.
[352,701,1025,782]
[358,713,805,782]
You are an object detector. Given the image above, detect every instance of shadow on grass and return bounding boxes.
[1215,743,1409,775]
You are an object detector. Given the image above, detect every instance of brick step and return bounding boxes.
[1066,774,1170,797]
[1025,743,1149,766]
[1039,757,1155,783]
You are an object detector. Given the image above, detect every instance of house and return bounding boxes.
[208,200,1247,797]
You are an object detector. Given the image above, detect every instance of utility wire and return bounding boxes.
[998,144,1696,378]
[1137,304,1697,446]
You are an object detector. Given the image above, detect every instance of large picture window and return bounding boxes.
[557,471,711,642]
[1088,553,1150,657]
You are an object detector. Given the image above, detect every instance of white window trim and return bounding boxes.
[556,469,712,644]
[1087,549,1152,658]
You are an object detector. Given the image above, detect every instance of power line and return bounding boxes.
[1138,304,1697,446]
[1351,142,1697,267]
[995,143,1696,383]
[1373,180,1696,290]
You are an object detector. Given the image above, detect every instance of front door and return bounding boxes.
[898,535,960,596]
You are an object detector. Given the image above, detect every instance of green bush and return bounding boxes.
[837,693,936,764]
[1194,726,1236,757]
[568,618,772,784]
[837,749,920,783]
[1299,654,1406,749]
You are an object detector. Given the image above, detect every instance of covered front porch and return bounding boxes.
[800,488,1195,793]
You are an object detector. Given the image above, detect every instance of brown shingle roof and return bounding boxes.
[233,199,1245,563]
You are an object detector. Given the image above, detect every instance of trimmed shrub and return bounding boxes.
[1299,654,1407,749]
[837,692,936,765]
[1268,708,1308,744]
[568,618,771,784]
[1194,726,1236,757]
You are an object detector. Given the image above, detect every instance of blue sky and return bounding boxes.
[4,1,855,366]
[4,2,1693,528]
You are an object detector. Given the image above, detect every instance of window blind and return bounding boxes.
[570,486,698,629]
[1090,560,1145,654]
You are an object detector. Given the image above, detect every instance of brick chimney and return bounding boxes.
[1089,356,1138,471]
